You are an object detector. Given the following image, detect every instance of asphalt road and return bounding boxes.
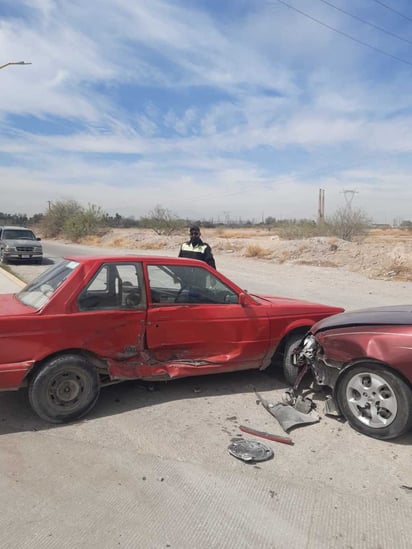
[1,240,412,548]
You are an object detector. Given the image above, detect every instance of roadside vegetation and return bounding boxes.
[0,200,409,245]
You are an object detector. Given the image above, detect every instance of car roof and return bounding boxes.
[64,255,209,266]
[1,226,33,231]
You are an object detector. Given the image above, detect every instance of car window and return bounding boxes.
[2,229,36,240]
[17,259,80,309]
[78,262,145,311]
[148,264,238,304]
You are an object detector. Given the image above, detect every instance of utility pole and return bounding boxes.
[317,188,325,225]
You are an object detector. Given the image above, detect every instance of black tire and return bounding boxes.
[283,333,305,385]
[28,354,100,423]
[336,363,412,440]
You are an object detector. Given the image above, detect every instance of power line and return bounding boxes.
[271,0,412,67]
[318,0,412,46]
[370,0,412,23]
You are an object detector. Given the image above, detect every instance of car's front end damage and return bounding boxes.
[295,332,342,389]
[291,306,412,439]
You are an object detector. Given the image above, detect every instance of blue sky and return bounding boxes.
[1,0,412,223]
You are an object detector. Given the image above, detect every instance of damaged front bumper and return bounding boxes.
[293,334,342,389]
[292,334,344,416]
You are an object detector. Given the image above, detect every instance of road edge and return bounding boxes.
[0,266,26,287]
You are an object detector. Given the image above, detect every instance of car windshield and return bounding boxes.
[3,229,36,240]
[17,259,80,309]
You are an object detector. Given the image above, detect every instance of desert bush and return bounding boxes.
[325,207,371,242]
[140,205,185,235]
[63,204,108,242]
[42,199,83,237]
[275,221,320,240]
[244,244,271,258]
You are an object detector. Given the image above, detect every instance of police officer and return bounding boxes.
[178,224,216,269]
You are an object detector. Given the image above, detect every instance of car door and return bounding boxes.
[145,263,270,375]
[72,262,147,368]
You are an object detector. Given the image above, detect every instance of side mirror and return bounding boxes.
[36,237,41,241]
[238,293,247,306]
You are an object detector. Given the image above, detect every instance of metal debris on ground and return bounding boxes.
[324,396,342,417]
[239,424,294,446]
[255,391,320,433]
[228,439,274,463]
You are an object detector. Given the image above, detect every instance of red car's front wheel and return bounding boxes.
[28,354,100,423]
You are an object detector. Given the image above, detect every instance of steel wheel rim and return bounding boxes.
[345,371,398,428]
[46,368,92,411]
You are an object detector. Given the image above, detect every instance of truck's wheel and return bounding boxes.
[28,354,100,423]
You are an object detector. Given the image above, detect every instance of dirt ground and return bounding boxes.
[82,226,412,282]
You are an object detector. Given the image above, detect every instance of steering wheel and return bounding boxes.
[174,287,188,302]
[124,292,140,308]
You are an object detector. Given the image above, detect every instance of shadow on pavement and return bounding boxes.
[0,370,286,435]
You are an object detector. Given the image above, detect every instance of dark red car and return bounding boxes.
[0,255,343,423]
[295,306,412,440]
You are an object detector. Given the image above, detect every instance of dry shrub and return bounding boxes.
[137,240,168,250]
[244,244,272,258]
[80,235,104,246]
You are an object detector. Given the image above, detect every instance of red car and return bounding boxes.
[295,306,412,440]
[0,255,343,423]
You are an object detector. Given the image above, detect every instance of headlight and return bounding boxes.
[5,245,16,251]
[34,247,42,252]
[302,335,317,352]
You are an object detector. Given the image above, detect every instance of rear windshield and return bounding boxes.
[3,229,36,240]
[17,259,80,309]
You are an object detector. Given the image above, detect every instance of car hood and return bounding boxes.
[0,293,36,316]
[312,304,412,333]
[251,294,343,314]
[3,239,40,247]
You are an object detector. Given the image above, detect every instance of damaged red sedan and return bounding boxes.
[0,255,343,423]
[295,306,412,440]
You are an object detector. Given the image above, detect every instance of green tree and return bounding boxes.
[42,200,83,237]
[63,204,107,241]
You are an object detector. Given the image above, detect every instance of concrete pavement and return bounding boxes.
[0,266,25,293]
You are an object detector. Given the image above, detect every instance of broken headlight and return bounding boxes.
[301,334,317,359]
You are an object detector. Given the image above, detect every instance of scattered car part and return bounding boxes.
[267,403,320,432]
[324,396,341,417]
[256,391,320,432]
[228,439,274,463]
[293,395,314,414]
[239,425,294,445]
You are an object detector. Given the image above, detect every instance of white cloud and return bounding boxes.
[1,0,412,223]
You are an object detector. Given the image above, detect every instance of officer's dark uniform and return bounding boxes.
[178,225,216,269]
